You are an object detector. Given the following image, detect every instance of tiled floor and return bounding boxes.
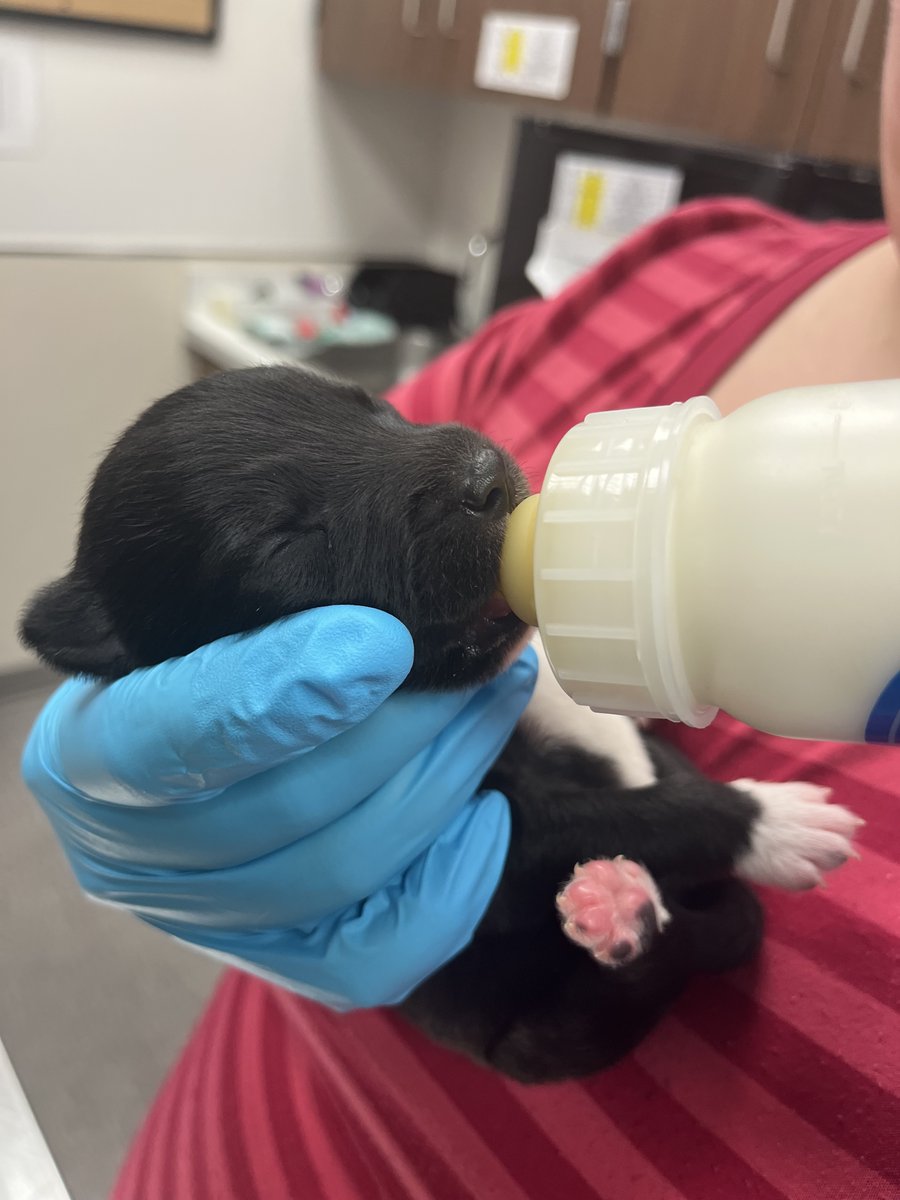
[1,682,220,1200]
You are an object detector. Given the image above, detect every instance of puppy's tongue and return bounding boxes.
[480,593,512,620]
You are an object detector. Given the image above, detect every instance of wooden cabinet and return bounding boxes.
[319,0,888,165]
[319,0,468,92]
[320,0,611,107]
[607,0,835,152]
[798,0,888,165]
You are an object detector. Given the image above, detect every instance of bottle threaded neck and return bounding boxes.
[531,397,720,725]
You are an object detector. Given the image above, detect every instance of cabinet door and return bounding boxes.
[454,1,613,112]
[799,0,887,165]
[608,0,836,151]
[320,0,456,91]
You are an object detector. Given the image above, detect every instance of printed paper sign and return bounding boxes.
[548,154,684,237]
[475,12,579,100]
[527,154,684,296]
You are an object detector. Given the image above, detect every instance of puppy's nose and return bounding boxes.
[462,447,510,519]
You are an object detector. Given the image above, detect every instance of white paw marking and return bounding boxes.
[731,779,864,891]
[522,634,658,790]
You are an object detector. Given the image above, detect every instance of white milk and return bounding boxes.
[499,381,900,743]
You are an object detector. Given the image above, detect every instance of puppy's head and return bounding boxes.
[20,366,530,690]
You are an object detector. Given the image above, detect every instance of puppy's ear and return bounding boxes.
[19,573,134,680]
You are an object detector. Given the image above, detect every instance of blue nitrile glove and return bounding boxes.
[21,607,537,1010]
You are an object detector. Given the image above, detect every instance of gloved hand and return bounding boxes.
[21,607,537,1010]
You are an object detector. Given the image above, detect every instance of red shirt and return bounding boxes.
[113,200,899,1200]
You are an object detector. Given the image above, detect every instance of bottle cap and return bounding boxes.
[501,398,720,724]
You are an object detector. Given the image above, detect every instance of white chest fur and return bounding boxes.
[521,635,658,790]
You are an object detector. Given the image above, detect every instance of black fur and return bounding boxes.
[21,368,529,690]
[405,732,763,1080]
[20,365,765,1084]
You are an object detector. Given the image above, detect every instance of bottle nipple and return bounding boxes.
[499,494,539,627]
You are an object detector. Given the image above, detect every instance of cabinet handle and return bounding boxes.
[765,0,798,73]
[438,0,459,37]
[402,0,427,37]
[602,0,631,59]
[842,0,877,81]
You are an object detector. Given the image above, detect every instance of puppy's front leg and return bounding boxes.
[729,779,863,889]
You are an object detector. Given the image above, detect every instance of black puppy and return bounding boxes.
[21,366,860,1083]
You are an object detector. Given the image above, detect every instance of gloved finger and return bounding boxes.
[63,652,535,926]
[37,649,537,871]
[39,607,413,805]
[28,687,472,868]
[144,790,512,1009]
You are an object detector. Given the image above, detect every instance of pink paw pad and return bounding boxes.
[557,858,670,967]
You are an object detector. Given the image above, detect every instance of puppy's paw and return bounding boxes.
[730,779,864,890]
[557,857,670,967]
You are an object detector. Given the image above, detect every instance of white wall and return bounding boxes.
[0,256,202,672]
[429,97,520,269]
[0,0,446,257]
